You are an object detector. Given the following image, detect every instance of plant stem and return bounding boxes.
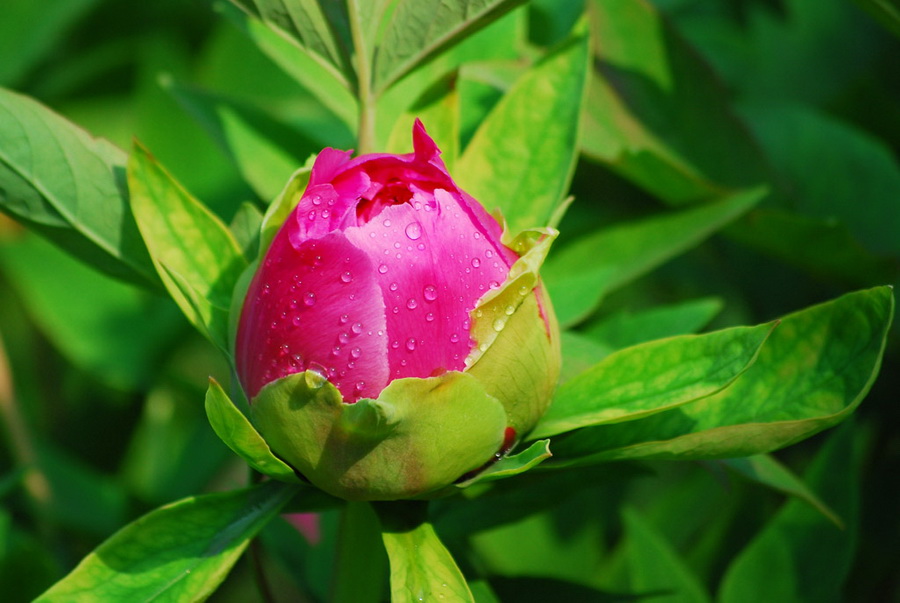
[348,0,377,154]
[330,502,387,603]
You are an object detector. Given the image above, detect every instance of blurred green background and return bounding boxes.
[0,0,897,600]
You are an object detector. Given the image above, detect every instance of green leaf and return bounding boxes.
[0,234,183,391]
[456,28,589,234]
[531,321,775,439]
[726,209,898,287]
[217,1,358,129]
[854,0,900,37]
[0,87,158,287]
[543,187,764,327]
[229,0,353,85]
[559,330,614,384]
[374,0,527,93]
[582,0,768,204]
[718,423,862,603]
[204,378,301,483]
[549,287,894,465]
[37,481,298,602]
[621,507,711,603]
[164,77,318,201]
[584,297,723,350]
[738,102,900,256]
[0,0,100,86]
[719,454,842,528]
[229,201,263,261]
[375,501,474,603]
[127,141,248,350]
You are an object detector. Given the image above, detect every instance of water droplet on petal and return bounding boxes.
[473,232,481,240]
[492,318,506,332]
[332,345,342,356]
[505,305,516,316]
[305,363,328,388]
[389,282,399,291]
[354,381,366,393]
[450,333,460,343]
[312,195,322,206]
[423,285,437,301]
[307,211,316,221]
[471,258,481,268]
[291,316,301,327]
[338,332,350,344]
[340,271,353,283]
[321,209,330,219]
[475,309,483,318]
[407,298,417,310]
[425,312,434,322]
[304,292,316,306]
[350,347,361,359]
[383,218,392,227]
[391,340,400,349]
[485,249,493,258]
[339,314,349,324]
[351,322,363,335]
[405,222,422,240]
[378,263,389,274]
[406,338,417,351]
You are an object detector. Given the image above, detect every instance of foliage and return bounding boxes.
[0,0,897,601]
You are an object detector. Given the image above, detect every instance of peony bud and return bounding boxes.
[235,120,560,500]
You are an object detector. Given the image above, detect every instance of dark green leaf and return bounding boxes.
[719,454,842,528]
[854,0,900,37]
[37,481,298,602]
[549,287,893,465]
[584,297,723,350]
[0,87,158,287]
[543,187,764,327]
[582,0,768,204]
[455,440,552,488]
[128,141,248,350]
[718,423,862,603]
[374,0,527,93]
[532,321,775,439]
[164,77,318,201]
[456,28,589,233]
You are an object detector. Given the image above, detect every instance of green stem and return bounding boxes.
[331,502,387,603]
[348,0,377,154]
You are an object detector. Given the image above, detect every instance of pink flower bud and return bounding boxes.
[236,120,524,403]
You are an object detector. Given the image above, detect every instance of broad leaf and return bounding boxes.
[128,142,248,351]
[386,72,460,171]
[621,507,711,603]
[0,88,158,287]
[374,0,527,93]
[543,187,764,327]
[204,378,300,483]
[531,321,775,439]
[217,1,357,128]
[854,0,900,37]
[455,440,553,488]
[37,481,298,602]
[582,0,768,204]
[720,454,842,528]
[584,297,723,350]
[164,78,318,201]
[375,501,474,603]
[549,287,893,465]
[456,27,589,234]
[719,423,862,603]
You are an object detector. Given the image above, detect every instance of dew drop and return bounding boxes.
[475,309,483,318]
[312,195,322,206]
[332,345,342,356]
[338,332,350,344]
[407,298,418,310]
[406,338,417,351]
[471,258,481,268]
[485,249,493,258]
[392,306,400,314]
[307,211,316,221]
[289,299,299,309]
[291,316,302,327]
[304,292,316,306]
[479,343,488,352]
[423,285,437,302]
[405,222,422,240]
[261,284,271,296]
[305,363,328,388]
[340,271,353,283]
[518,285,529,296]
[425,312,435,322]
[393,241,401,249]
[351,322,363,335]
[505,305,516,316]
[391,340,400,349]
[321,209,330,219]
[450,333,460,343]
[378,263,389,274]
[383,218,392,227]
[339,314,349,324]
[492,318,506,332]
[389,282,399,291]
[350,347,362,359]
[354,381,366,393]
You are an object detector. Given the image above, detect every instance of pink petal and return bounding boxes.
[237,229,389,401]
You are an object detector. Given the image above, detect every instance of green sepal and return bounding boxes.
[466,227,562,436]
[251,370,508,500]
[204,378,300,483]
[454,439,553,489]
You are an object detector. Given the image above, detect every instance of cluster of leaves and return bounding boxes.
[0,0,897,601]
